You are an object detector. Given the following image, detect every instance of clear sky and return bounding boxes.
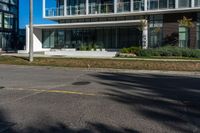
[19,0,55,29]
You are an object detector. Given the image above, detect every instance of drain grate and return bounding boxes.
[0,86,5,89]
[72,81,91,86]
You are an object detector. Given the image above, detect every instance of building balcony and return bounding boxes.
[43,0,200,18]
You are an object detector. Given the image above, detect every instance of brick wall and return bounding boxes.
[162,12,197,48]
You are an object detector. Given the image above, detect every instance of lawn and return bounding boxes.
[0,55,200,71]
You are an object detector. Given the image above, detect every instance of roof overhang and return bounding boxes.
[32,20,143,29]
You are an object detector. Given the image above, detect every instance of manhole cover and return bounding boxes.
[0,86,5,89]
[72,81,91,86]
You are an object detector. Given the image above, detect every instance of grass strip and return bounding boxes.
[0,56,200,71]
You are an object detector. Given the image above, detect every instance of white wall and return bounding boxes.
[25,26,50,53]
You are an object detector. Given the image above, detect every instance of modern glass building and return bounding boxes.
[0,0,18,51]
[24,0,200,54]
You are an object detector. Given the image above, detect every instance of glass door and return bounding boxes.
[57,30,65,49]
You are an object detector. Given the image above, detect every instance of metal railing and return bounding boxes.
[89,3,114,14]
[45,7,64,16]
[67,5,86,15]
[133,1,144,11]
[117,2,130,13]
[44,1,200,17]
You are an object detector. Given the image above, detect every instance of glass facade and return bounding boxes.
[196,13,200,49]
[45,0,199,17]
[0,0,18,50]
[179,26,189,48]
[148,15,163,48]
[178,0,191,8]
[148,0,175,10]
[42,26,141,49]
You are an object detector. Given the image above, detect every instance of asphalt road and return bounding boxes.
[0,65,199,133]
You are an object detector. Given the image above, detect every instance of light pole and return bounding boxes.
[29,0,33,62]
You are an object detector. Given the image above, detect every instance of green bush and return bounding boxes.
[137,49,152,57]
[190,50,200,58]
[79,44,87,51]
[121,46,200,58]
[93,44,97,51]
[87,43,93,51]
[120,47,141,54]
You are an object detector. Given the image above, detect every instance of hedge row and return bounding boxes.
[120,46,200,58]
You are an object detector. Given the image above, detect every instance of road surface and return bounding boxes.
[0,65,199,133]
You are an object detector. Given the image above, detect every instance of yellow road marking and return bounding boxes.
[9,88,99,96]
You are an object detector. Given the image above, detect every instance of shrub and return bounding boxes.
[190,50,200,58]
[87,43,93,51]
[120,47,141,54]
[137,49,152,57]
[93,44,97,51]
[79,44,87,51]
[122,46,200,58]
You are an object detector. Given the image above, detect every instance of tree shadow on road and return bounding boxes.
[90,72,200,133]
[0,110,139,133]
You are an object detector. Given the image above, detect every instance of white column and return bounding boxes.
[131,0,133,12]
[191,0,195,7]
[142,20,148,49]
[26,25,30,52]
[64,0,67,16]
[144,0,148,11]
[114,0,117,13]
[86,0,89,14]
[175,0,179,8]
[42,0,46,17]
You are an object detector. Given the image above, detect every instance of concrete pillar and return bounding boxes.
[86,0,89,14]
[191,0,195,7]
[43,0,45,17]
[130,0,133,12]
[114,0,117,13]
[64,0,67,16]
[142,20,148,49]
[26,25,30,52]
[144,0,148,11]
[175,0,179,8]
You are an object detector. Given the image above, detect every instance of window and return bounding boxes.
[42,30,50,48]
[195,0,200,7]
[10,0,17,5]
[117,0,130,13]
[0,3,9,11]
[133,0,144,11]
[178,0,191,8]
[148,0,175,10]
[149,15,163,48]
[0,12,2,28]
[4,14,14,29]
[148,0,158,10]
[179,26,188,48]
[196,13,200,48]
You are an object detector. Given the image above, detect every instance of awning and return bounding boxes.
[33,20,143,29]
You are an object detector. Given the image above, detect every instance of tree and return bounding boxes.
[178,16,194,28]
[137,19,148,49]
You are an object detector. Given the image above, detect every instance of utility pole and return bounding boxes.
[29,0,33,62]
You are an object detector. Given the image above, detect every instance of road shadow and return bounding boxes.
[90,72,200,133]
[0,110,139,133]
